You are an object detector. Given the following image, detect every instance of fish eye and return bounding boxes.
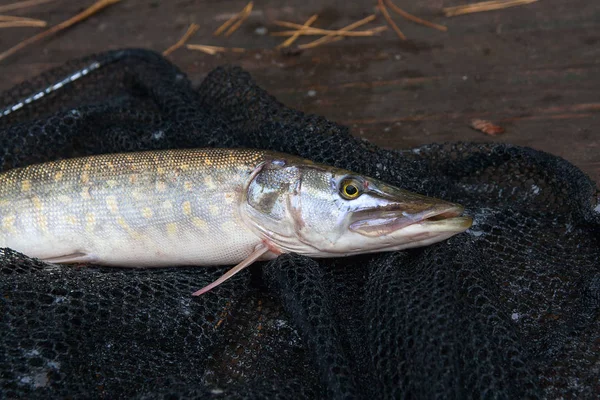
[340,178,362,200]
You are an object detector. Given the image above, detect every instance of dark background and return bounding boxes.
[0,0,598,184]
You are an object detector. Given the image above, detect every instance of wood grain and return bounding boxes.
[0,0,597,184]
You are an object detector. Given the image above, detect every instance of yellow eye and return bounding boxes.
[340,179,362,200]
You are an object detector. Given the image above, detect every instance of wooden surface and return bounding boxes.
[0,0,598,184]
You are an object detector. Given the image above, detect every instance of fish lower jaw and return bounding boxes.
[377,217,472,248]
[415,216,473,231]
[350,229,467,255]
[342,217,472,254]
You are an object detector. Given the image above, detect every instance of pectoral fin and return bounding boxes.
[42,252,95,264]
[191,244,269,296]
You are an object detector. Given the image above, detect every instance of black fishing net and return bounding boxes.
[0,49,598,399]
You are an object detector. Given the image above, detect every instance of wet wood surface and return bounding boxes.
[0,0,598,183]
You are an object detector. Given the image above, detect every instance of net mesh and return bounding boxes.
[0,49,598,399]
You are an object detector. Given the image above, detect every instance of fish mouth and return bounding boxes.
[349,203,473,237]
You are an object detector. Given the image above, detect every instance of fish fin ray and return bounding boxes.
[42,252,95,264]
[192,244,269,296]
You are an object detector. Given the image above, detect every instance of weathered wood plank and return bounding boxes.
[0,0,598,183]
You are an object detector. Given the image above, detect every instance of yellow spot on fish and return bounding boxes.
[54,171,63,182]
[162,200,173,210]
[117,216,130,230]
[116,216,141,239]
[224,193,235,204]
[80,187,92,200]
[37,214,48,232]
[156,181,167,192]
[221,221,237,232]
[184,181,193,191]
[66,215,78,225]
[58,195,73,204]
[2,215,16,232]
[141,207,154,219]
[157,166,165,174]
[106,196,119,214]
[117,216,142,239]
[182,201,192,215]
[21,180,31,192]
[166,223,178,236]
[131,191,143,201]
[209,204,219,216]
[129,174,138,184]
[180,163,189,171]
[106,180,118,188]
[192,217,207,230]
[86,213,96,232]
[80,172,90,185]
[204,176,216,190]
[204,158,212,166]
[31,196,43,210]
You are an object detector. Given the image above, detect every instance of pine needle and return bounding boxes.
[443,0,538,17]
[212,13,237,36]
[272,21,387,37]
[384,0,447,32]
[272,28,383,37]
[0,0,121,63]
[0,15,46,27]
[276,14,317,49]
[0,0,58,14]
[186,44,246,55]
[378,0,406,40]
[224,1,253,37]
[298,14,377,50]
[0,20,46,28]
[213,1,253,37]
[163,23,199,56]
[0,14,41,21]
[273,20,385,35]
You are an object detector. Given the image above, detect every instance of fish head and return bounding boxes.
[242,158,472,257]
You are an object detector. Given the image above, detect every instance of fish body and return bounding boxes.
[0,149,269,266]
[0,148,472,294]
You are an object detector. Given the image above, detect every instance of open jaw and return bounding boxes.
[348,204,473,238]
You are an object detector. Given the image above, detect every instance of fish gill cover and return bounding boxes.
[0,49,598,399]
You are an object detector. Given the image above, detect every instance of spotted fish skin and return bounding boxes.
[0,147,472,277]
[0,148,273,266]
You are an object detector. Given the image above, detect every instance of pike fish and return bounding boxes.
[0,148,472,295]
